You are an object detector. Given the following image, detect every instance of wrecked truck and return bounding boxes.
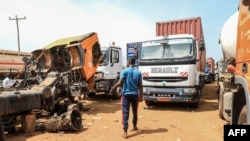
[0,32,103,136]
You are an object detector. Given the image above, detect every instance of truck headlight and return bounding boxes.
[95,72,104,79]
[183,88,197,93]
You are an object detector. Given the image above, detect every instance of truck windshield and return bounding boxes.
[99,49,109,66]
[140,39,194,60]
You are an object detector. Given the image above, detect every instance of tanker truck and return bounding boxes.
[0,49,42,89]
[0,32,103,137]
[217,11,238,122]
[218,0,250,125]
[0,49,31,80]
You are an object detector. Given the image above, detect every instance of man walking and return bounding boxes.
[110,57,143,138]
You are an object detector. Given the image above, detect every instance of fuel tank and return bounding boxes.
[0,89,41,117]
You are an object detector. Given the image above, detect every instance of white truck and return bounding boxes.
[91,45,123,99]
[139,17,206,108]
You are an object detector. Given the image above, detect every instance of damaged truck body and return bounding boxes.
[0,32,103,136]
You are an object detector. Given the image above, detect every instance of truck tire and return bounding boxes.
[45,108,82,132]
[238,105,247,125]
[112,87,122,99]
[190,90,201,108]
[190,102,199,108]
[216,86,220,101]
[87,92,96,97]
[217,88,225,120]
[2,117,16,134]
[112,78,122,99]
[218,108,225,120]
[218,97,225,120]
[145,100,154,107]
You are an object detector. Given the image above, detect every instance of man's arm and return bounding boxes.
[110,78,123,94]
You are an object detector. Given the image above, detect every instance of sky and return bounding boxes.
[0,0,239,65]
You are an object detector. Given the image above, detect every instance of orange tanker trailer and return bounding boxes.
[0,49,31,80]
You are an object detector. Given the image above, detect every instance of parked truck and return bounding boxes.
[217,11,238,122]
[126,42,142,68]
[92,43,123,99]
[218,0,250,124]
[0,32,103,137]
[139,17,206,108]
[204,57,215,83]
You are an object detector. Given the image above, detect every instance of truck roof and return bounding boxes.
[142,34,195,44]
[43,32,96,49]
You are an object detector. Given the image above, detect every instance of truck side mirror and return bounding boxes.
[199,40,205,51]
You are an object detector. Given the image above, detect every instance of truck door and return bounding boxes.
[109,48,122,78]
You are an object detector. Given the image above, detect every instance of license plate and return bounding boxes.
[157,97,170,102]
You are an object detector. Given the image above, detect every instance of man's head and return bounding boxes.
[127,57,136,66]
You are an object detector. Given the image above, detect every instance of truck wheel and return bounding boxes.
[216,86,220,101]
[145,100,154,107]
[238,105,247,125]
[218,100,225,120]
[218,108,225,120]
[87,92,96,97]
[112,87,122,99]
[200,76,205,89]
[7,126,16,134]
[218,90,225,120]
[190,102,199,108]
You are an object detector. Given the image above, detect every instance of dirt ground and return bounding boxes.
[4,82,228,141]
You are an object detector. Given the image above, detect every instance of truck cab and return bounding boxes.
[139,34,205,107]
[92,45,123,99]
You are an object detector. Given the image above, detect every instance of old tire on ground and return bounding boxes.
[238,105,247,125]
[45,108,82,132]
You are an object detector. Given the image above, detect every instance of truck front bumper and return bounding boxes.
[143,87,200,103]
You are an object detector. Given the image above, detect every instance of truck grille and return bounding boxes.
[143,77,187,82]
